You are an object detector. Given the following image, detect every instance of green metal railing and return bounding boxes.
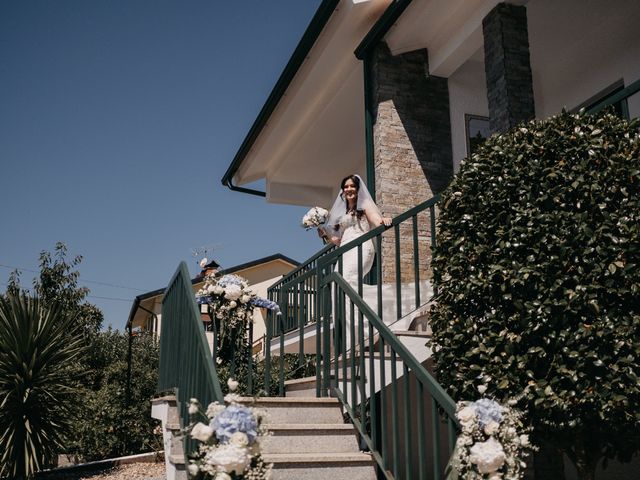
[158,261,224,457]
[265,194,459,478]
[585,77,640,117]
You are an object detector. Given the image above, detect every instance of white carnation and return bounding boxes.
[204,444,250,474]
[206,402,226,419]
[229,432,249,447]
[469,437,506,474]
[191,422,214,442]
[188,463,200,476]
[484,421,500,436]
[224,285,242,301]
[458,405,476,426]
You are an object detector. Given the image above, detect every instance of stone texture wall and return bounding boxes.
[369,43,453,284]
[483,3,535,134]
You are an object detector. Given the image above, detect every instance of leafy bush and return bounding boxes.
[430,110,640,478]
[67,329,161,461]
[0,294,84,479]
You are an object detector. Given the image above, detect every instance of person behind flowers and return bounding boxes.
[318,174,391,285]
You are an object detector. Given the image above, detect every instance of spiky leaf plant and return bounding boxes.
[0,294,84,479]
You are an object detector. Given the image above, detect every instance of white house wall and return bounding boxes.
[528,0,640,119]
[448,55,489,171]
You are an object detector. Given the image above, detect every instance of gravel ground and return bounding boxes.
[40,462,166,480]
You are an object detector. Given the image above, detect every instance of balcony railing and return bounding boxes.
[158,262,224,457]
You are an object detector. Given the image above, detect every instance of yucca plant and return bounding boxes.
[0,294,85,479]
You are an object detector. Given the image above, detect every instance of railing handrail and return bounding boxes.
[319,193,441,268]
[270,193,441,294]
[327,271,458,419]
[586,77,640,115]
[269,243,335,291]
[158,262,224,428]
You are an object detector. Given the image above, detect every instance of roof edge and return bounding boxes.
[221,0,341,191]
[354,0,413,59]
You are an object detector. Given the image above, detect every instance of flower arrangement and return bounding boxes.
[185,379,272,479]
[196,273,280,329]
[446,398,535,480]
[301,206,329,230]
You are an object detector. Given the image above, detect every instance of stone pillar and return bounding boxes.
[369,43,453,284]
[483,2,535,134]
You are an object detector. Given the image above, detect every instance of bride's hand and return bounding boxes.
[381,217,392,227]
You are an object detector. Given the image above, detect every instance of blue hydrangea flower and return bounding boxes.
[211,405,258,445]
[196,296,212,305]
[218,275,246,288]
[471,398,503,427]
[250,297,281,314]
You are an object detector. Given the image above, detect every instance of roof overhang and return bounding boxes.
[222,0,392,207]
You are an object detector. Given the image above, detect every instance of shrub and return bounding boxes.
[0,294,84,479]
[430,110,640,479]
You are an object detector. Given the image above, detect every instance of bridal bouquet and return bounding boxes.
[185,379,272,479]
[196,273,280,328]
[301,206,329,230]
[446,398,535,480]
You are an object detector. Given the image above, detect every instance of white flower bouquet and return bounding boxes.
[196,273,281,329]
[445,398,535,480]
[185,380,272,479]
[301,206,329,230]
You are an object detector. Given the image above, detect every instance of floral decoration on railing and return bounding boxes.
[196,273,280,328]
[185,379,272,479]
[301,206,328,229]
[446,398,535,480]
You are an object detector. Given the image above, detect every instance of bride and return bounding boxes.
[319,174,391,286]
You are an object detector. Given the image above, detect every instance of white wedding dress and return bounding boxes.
[337,212,375,286]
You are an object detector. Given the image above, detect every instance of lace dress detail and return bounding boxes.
[337,212,375,285]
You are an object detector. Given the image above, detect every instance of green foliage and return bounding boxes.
[0,294,84,479]
[430,111,640,470]
[67,329,161,461]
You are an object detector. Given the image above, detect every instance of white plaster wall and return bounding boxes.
[447,56,488,171]
[528,0,640,118]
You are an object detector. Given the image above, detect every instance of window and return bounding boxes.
[465,114,490,157]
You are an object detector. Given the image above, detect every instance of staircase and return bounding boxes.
[237,397,376,479]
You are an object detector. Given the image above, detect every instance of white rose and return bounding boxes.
[204,444,250,474]
[484,421,500,436]
[457,406,476,425]
[477,384,488,394]
[206,402,225,419]
[488,472,503,480]
[207,284,216,294]
[469,437,506,474]
[228,300,237,309]
[200,258,208,268]
[215,473,232,480]
[519,434,530,446]
[190,422,214,443]
[229,432,249,447]
[213,285,224,295]
[223,285,242,301]
[188,401,199,415]
[240,294,251,304]
[188,463,200,476]
[227,378,239,392]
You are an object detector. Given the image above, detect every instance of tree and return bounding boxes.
[430,110,640,479]
[0,294,84,479]
[67,328,161,461]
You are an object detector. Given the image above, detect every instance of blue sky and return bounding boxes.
[0,1,324,330]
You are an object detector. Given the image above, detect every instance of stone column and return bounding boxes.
[483,2,535,134]
[369,43,453,285]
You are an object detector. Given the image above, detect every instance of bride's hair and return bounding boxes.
[340,174,365,220]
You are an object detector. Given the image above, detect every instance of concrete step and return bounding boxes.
[262,424,360,454]
[264,452,376,480]
[236,397,344,424]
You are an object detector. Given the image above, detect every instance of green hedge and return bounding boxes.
[430,110,640,471]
